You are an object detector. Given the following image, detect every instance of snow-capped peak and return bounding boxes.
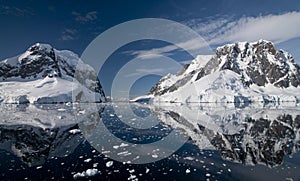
[0,43,106,103]
[29,43,53,52]
[141,40,300,104]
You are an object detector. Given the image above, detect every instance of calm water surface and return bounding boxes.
[0,102,299,180]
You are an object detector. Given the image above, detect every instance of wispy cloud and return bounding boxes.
[60,11,100,41]
[124,68,167,78]
[124,39,208,59]
[72,11,98,23]
[125,12,300,60]
[188,11,300,44]
[61,28,78,41]
[0,5,34,17]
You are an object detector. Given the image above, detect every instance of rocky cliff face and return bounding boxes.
[1,44,60,79]
[146,40,300,103]
[198,40,300,88]
[0,43,105,103]
[149,55,212,96]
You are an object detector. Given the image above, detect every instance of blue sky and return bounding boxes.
[1,0,300,97]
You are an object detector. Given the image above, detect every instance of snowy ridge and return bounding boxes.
[149,55,213,96]
[139,40,300,103]
[0,43,106,103]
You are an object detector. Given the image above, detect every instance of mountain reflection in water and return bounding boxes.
[151,103,300,167]
[0,102,299,180]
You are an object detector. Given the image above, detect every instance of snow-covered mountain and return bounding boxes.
[145,40,300,103]
[0,43,105,103]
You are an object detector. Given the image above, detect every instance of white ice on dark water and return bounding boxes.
[73,168,100,179]
[151,154,158,158]
[106,161,114,168]
[186,169,191,174]
[84,158,92,163]
[69,129,81,134]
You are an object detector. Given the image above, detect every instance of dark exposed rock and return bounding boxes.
[0,44,61,79]
[149,40,300,97]
[176,63,190,76]
[195,68,205,81]
[0,43,106,103]
[202,40,300,88]
[150,70,196,96]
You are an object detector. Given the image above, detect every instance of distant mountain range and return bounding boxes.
[0,43,105,103]
[1,40,299,104]
[135,40,300,104]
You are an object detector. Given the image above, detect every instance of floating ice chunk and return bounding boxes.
[184,156,194,161]
[73,168,99,179]
[128,174,137,180]
[36,166,42,170]
[69,129,81,134]
[120,143,129,147]
[106,161,113,167]
[128,169,135,173]
[151,154,158,158]
[117,151,132,156]
[93,163,98,167]
[186,169,191,174]
[84,158,92,163]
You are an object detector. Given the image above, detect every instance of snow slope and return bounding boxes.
[142,40,300,103]
[153,69,300,103]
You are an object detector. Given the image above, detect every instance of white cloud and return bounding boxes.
[61,28,78,41]
[0,5,34,17]
[72,11,98,23]
[124,68,171,78]
[126,45,176,58]
[124,39,209,59]
[125,12,300,62]
[185,17,231,38]
[189,11,300,44]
